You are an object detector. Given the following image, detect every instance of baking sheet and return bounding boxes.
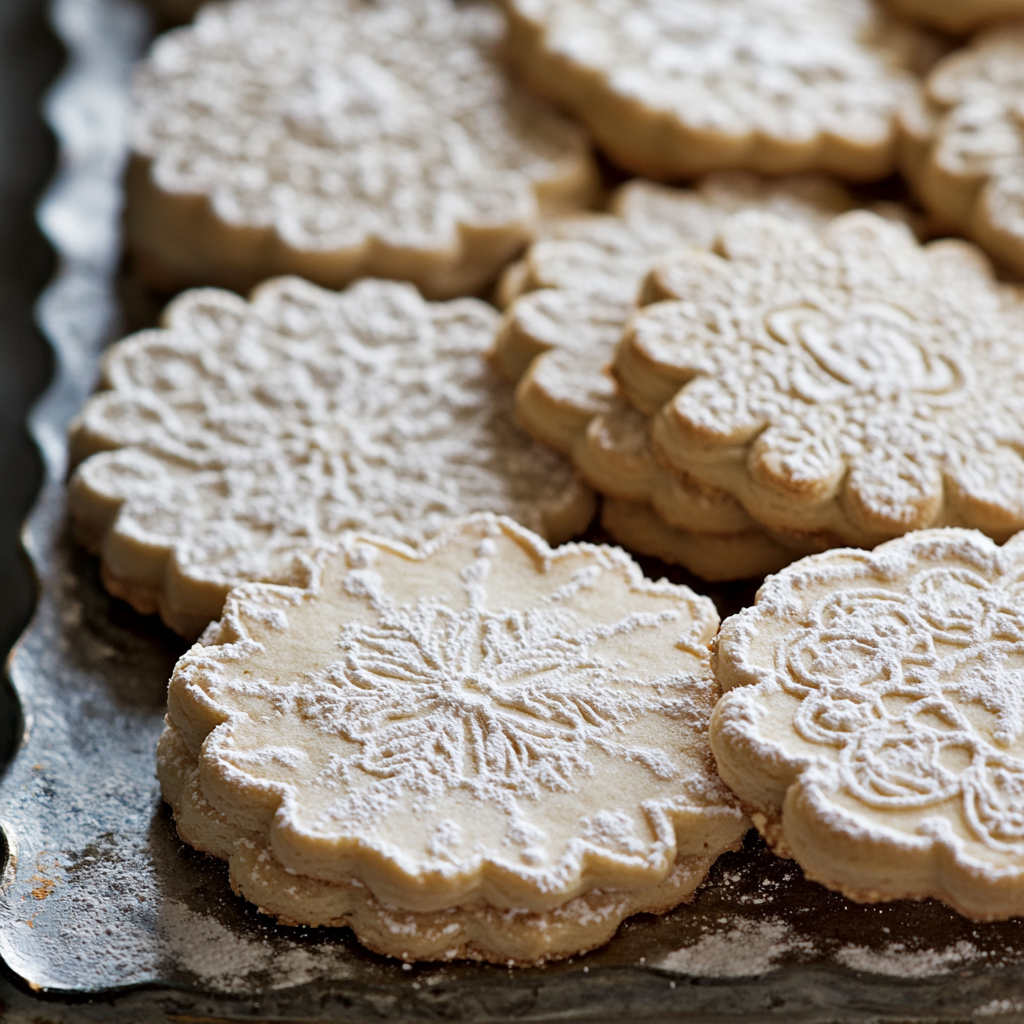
[5,0,1024,1019]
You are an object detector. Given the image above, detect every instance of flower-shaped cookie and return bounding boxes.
[711,529,1024,919]
[492,173,853,456]
[68,279,594,638]
[615,210,1024,550]
[885,0,1024,33]
[159,515,748,962]
[500,0,929,180]
[127,0,595,298]
[901,23,1024,277]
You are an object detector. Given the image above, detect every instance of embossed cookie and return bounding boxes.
[615,209,1024,551]
[885,0,1024,33]
[158,515,749,963]
[900,23,1024,276]
[68,278,594,638]
[500,0,930,180]
[127,0,596,298]
[711,528,1024,919]
[492,173,854,456]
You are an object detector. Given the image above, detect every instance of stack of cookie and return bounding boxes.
[64,0,1024,962]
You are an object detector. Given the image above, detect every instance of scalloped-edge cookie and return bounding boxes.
[615,209,1024,551]
[711,528,1024,920]
[491,173,854,457]
[499,0,931,181]
[885,0,1024,33]
[157,514,749,963]
[68,278,594,638]
[900,23,1024,277]
[127,0,596,299]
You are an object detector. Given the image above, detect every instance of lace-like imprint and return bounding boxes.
[501,0,929,180]
[617,210,1024,549]
[712,529,1024,919]
[902,24,1024,278]
[158,516,747,961]
[127,0,594,297]
[68,278,594,638]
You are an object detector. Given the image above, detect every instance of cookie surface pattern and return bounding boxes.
[711,529,1024,919]
[616,210,1024,550]
[68,278,594,638]
[128,0,595,297]
[501,0,928,180]
[901,23,1024,277]
[158,515,748,962]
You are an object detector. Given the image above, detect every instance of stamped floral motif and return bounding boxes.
[620,210,1024,547]
[502,0,928,179]
[712,530,1024,917]
[902,24,1024,277]
[68,278,593,637]
[128,0,593,296]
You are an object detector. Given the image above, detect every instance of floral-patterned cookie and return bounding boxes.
[499,0,930,180]
[885,0,1024,33]
[492,173,854,456]
[68,279,594,638]
[711,529,1024,919]
[615,209,1024,551]
[158,515,749,963]
[901,23,1024,276]
[127,0,595,298]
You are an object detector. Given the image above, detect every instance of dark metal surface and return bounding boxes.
[6,1,1024,1020]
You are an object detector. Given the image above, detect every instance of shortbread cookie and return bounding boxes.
[616,210,1024,550]
[127,0,596,299]
[885,0,1024,33]
[158,515,749,963]
[500,0,930,180]
[712,528,1024,919]
[68,279,595,638]
[900,24,1024,276]
[492,174,854,456]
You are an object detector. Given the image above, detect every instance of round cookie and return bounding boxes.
[158,514,749,963]
[68,278,594,638]
[900,23,1024,276]
[127,0,596,298]
[885,0,1024,33]
[711,528,1024,920]
[614,209,1024,551]
[499,0,931,180]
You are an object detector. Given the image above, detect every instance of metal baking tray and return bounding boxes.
[5,0,1024,1019]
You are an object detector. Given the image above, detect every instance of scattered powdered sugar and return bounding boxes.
[976,998,1024,1017]
[835,939,987,978]
[656,918,813,978]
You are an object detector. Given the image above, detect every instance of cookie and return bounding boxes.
[711,528,1024,920]
[499,0,930,180]
[885,0,1024,33]
[127,0,596,298]
[492,173,854,457]
[900,23,1024,276]
[615,209,1024,551]
[158,515,749,963]
[68,278,595,638]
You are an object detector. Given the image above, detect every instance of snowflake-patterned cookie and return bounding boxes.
[500,0,930,180]
[901,23,1024,277]
[127,0,596,298]
[615,209,1024,551]
[68,278,595,639]
[885,0,1024,33]
[492,173,854,457]
[711,528,1024,919]
[158,515,749,963]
